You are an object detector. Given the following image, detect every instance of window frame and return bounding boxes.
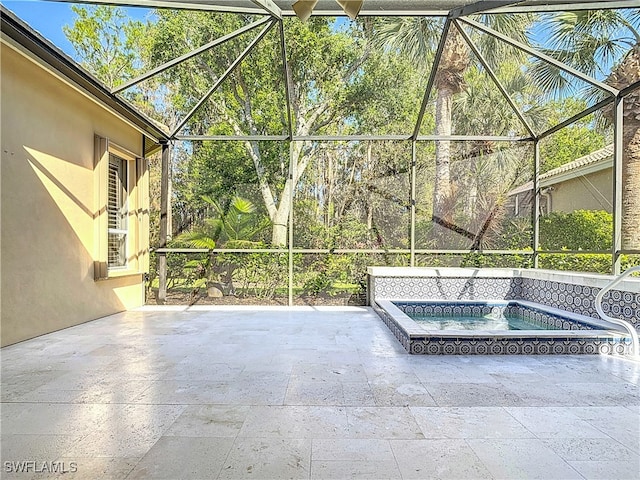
[94,135,147,281]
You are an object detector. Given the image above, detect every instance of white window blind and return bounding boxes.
[108,154,128,268]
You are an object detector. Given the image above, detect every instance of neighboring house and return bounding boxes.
[507,144,613,217]
[1,8,169,346]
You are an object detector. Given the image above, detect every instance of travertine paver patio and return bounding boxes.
[1,306,639,479]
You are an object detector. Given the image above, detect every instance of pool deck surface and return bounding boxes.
[1,306,639,479]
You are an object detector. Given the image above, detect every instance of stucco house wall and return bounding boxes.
[1,22,161,346]
[507,145,614,217]
[546,168,613,213]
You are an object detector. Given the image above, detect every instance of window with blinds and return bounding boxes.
[108,154,128,268]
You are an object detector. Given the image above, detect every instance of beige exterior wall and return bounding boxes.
[1,42,150,346]
[546,169,613,214]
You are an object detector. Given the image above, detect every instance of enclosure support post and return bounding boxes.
[410,141,417,267]
[612,96,624,275]
[158,141,170,304]
[532,139,540,269]
[288,141,295,306]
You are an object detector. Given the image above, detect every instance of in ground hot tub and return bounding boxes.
[368,268,639,355]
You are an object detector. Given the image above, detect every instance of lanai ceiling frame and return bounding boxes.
[47,0,640,16]
[47,0,636,144]
[168,18,277,136]
[453,20,536,138]
[111,15,273,94]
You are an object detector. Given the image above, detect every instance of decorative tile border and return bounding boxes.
[373,303,411,352]
[371,277,520,302]
[520,278,640,330]
[408,337,631,356]
[394,301,596,331]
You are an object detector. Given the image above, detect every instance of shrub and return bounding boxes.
[538,253,612,274]
[539,210,612,251]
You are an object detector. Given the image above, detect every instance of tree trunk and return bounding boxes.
[607,44,640,249]
[622,123,640,249]
[271,217,288,246]
[432,27,469,222]
[267,141,312,246]
[270,176,292,246]
[433,87,453,220]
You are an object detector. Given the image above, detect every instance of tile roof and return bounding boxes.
[508,144,613,196]
[539,144,613,181]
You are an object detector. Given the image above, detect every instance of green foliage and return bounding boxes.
[454,62,543,137]
[67,5,635,303]
[63,5,148,88]
[175,195,270,295]
[460,254,533,269]
[539,99,607,173]
[540,127,607,173]
[147,12,389,245]
[217,250,288,299]
[146,250,208,299]
[530,9,640,99]
[302,271,333,298]
[538,254,612,274]
[622,255,640,271]
[536,209,613,274]
[539,210,612,251]
[348,50,424,134]
[172,141,261,225]
[179,195,269,249]
[495,217,534,250]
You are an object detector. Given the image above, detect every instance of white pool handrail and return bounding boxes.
[594,266,640,357]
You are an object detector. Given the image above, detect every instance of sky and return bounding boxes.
[2,1,353,64]
[2,0,152,58]
[4,1,635,87]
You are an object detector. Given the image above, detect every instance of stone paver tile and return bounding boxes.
[390,439,494,480]
[285,380,345,406]
[0,403,111,435]
[467,438,583,479]
[345,407,424,439]
[238,406,350,439]
[126,436,234,480]
[311,438,395,462]
[65,404,185,457]
[567,460,640,480]
[556,381,640,406]
[411,406,534,439]
[164,405,250,437]
[341,382,376,407]
[219,437,311,479]
[425,383,523,407]
[311,461,401,480]
[572,406,640,453]
[0,434,85,467]
[505,407,610,439]
[371,383,437,407]
[48,457,138,480]
[132,379,231,404]
[542,437,638,462]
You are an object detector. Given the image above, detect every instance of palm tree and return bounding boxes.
[180,196,269,295]
[372,14,535,229]
[530,9,640,249]
[181,195,268,248]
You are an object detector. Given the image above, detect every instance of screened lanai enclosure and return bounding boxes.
[45,0,640,305]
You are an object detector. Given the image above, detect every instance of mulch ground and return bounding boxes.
[145,290,367,307]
